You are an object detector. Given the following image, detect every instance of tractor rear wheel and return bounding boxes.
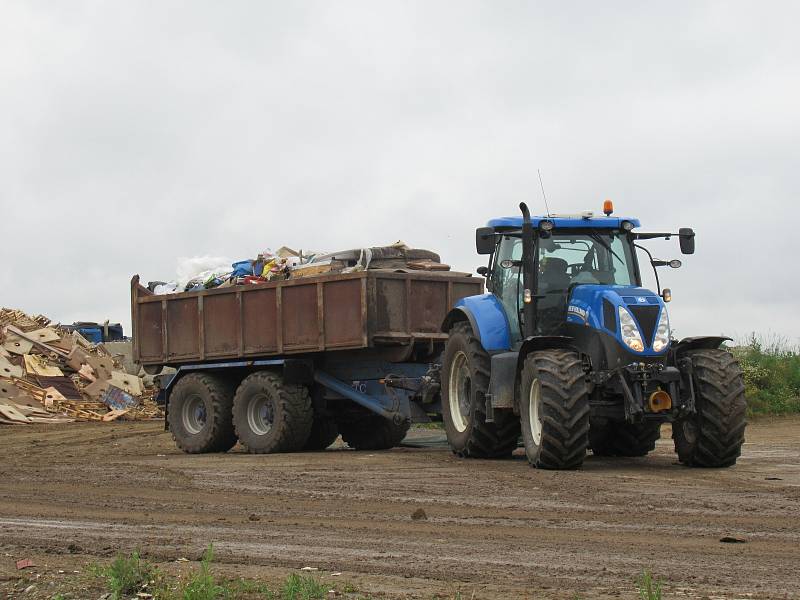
[441,322,520,458]
[519,349,590,469]
[302,418,340,451]
[340,416,409,450]
[232,371,313,453]
[168,372,237,453]
[673,349,747,467]
[590,420,661,457]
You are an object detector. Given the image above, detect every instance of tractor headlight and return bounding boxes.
[652,307,671,352]
[618,306,645,353]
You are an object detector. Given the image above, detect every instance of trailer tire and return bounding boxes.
[302,418,340,451]
[233,371,313,454]
[673,349,747,467]
[519,349,590,469]
[168,373,237,454]
[442,322,520,458]
[340,416,410,450]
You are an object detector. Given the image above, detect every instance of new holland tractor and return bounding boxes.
[440,201,747,469]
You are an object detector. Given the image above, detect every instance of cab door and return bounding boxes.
[491,236,523,346]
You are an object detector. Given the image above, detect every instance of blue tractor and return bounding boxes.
[440,201,747,469]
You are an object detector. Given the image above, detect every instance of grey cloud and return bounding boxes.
[1,0,798,341]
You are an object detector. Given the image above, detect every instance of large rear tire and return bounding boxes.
[590,420,661,457]
[519,349,590,469]
[441,322,520,458]
[673,349,747,467]
[168,373,237,453]
[232,371,313,454]
[340,416,409,450]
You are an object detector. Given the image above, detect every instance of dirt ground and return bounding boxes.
[1,418,799,600]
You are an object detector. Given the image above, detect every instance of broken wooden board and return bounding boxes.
[102,409,130,422]
[14,378,47,403]
[37,376,82,400]
[0,380,21,399]
[66,346,91,371]
[26,328,62,343]
[0,403,30,423]
[109,371,143,396]
[0,356,23,379]
[83,378,109,399]
[23,354,64,377]
[3,336,33,355]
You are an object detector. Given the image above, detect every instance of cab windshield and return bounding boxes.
[538,232,637,291]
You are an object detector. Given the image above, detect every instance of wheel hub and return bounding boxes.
[247,393,275,436]
[529,378,543,446]
[448,351,472,433]
[181,394,207,435]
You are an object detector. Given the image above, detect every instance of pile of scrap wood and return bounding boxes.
[0,308,163,426]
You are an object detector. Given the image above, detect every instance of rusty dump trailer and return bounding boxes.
[131,270,481,454]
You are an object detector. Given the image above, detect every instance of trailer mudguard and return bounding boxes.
[441,294,511,352]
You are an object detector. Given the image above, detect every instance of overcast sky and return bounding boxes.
[2,1,798,344]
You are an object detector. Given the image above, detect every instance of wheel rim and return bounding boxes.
[181,394,207,435]
[448,351,472,433]
[247,393,274,436]
[529,378,543,446]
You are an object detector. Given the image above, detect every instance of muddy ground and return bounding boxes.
[1,418,799,599]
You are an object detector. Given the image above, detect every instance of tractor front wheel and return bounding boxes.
[519,349,590,469]
[673,349,747,467]
[441,322,520,458]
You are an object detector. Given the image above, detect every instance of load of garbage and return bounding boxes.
[147,242,450,294]
[0,308,162,425]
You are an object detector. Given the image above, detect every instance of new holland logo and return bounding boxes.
[567,305,588,322]
[637,297,647,303]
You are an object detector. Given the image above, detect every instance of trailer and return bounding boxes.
[131,270,482,453]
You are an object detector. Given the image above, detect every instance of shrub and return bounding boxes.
[730,333,800,415]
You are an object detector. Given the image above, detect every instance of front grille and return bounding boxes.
[628,304,659,348]
[603,298,616,332]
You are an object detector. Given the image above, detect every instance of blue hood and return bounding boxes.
[567,285,669,355]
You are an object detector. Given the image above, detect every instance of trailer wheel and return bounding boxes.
[673,349,747,467]
[590,420,661,457]
[167,373,237,454]
[519,349,590,469]
[340,416,410,450]
[442,322,520,458]
[232,371,313,453]
[302,418,340,451]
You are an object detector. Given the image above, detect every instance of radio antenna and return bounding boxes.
[538,169,551,217]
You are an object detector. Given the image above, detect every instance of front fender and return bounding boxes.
[441,294,511,352]
[672,336,731,355]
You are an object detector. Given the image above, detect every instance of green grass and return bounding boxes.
[730,333,800,415]
[94,546,355,599]
[101,550,155,599]
[280,573,329,600]
[635,569,663,600]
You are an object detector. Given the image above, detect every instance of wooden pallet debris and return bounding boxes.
[0,307,164,425]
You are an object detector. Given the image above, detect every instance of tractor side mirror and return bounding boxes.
[476,227,495,255]
[679,228,695,254]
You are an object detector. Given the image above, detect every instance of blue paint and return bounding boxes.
[487,215,641,229]
[568,285,670,355]
[454,294,512,352]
